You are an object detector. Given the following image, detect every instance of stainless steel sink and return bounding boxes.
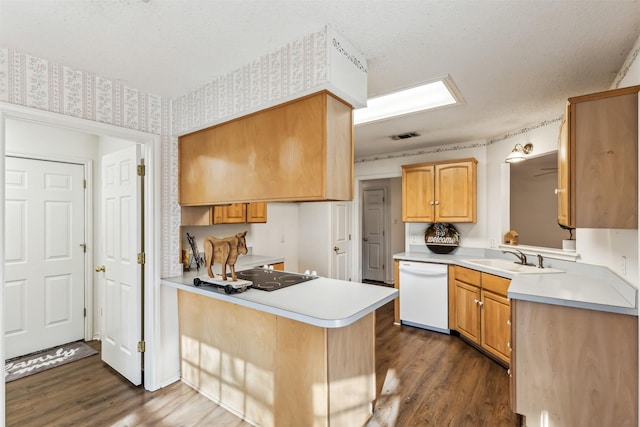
[464,259,564,275]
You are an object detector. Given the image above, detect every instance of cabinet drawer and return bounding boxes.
[482,273,510,296]
[454,266,481,285]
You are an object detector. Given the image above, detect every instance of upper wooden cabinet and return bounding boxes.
[181,202,267,226]
[245,202,267,223]
[213,203,247,224]
[558,85,639,229]
[178,91,353,205]
[402,158,477,223]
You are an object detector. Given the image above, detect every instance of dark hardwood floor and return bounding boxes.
[6,301,520,426]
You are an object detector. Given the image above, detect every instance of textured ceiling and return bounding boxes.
[1,0,640,158]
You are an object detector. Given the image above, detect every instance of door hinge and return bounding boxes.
[349,234,351,240]
[137,341,146,352]
[138,252,146,265]
[137,164,146,176]
[84,308,87,318]
[83,179,87,189]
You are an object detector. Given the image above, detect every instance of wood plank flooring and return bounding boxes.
[6,300,520,426]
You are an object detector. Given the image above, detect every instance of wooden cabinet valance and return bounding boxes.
[178,91,353,205]
[181,202,267,226]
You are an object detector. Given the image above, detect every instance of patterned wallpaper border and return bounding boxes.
[172,28,328,136]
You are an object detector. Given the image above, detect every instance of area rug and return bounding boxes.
[5,341,98,383]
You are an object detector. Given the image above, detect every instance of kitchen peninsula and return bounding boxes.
[161,269,397,427]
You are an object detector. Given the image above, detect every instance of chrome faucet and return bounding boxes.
[502,249,534,266]
[537,254,544,269]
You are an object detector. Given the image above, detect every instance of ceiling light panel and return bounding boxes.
[354,76,463,125]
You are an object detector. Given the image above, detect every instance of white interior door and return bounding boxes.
[4,157,85,359]
[362,188,386,282]
[100,145,142,385]
[331,202,351,281]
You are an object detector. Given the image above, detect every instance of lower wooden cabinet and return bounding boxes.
[270,262,285,271]
[481,290,511,363]
[451,266,511,365]
[512,299,638,426]
[454,280,481,343]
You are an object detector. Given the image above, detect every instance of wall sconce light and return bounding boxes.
[505,143,534,163]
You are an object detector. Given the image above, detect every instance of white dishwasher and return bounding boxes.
[398,261,449,334]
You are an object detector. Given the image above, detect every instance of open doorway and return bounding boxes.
[1,105,161,401]
[360,177,404,285]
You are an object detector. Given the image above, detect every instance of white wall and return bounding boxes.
[298,202,332,276]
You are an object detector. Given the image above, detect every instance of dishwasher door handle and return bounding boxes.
[400,270,447,278]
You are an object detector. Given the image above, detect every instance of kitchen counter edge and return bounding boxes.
[161,271,398,329]
[394,251,637,316]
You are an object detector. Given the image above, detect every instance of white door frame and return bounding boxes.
[353,173,400,283]
[5,154,94,345]
[0,104,161,405]
[361,185,388,282]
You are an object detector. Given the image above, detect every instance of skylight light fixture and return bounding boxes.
[354,76,463,125]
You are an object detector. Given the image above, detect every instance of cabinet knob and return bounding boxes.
[429,201,435,206]
[434,201,440,205]
[474,299,479,305]
[478,301,484,307]
[507,319,511,325]
[333,246,340,253]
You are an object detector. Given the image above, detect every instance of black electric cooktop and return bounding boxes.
[235,267,318,291]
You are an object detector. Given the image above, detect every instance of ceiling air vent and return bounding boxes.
[390,131,421,141]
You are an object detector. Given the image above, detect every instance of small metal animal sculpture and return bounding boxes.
[203,231,248,281]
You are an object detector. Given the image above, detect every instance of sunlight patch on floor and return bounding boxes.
[367,368,401,427]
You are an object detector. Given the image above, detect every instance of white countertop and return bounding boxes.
[162,269,398,328]
[393,251,637,316]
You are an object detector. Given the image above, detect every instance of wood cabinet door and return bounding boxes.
[454,280,481,344]
[247,202,267,223]
[481,290,511,364]
[402,164,435,222]
[434,160,477,223]
[213,203,247,224]
[557,102,572,227]
[574,90,638,229]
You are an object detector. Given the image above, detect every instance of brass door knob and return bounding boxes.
[333,246,340,253]
[95,265,106,272]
